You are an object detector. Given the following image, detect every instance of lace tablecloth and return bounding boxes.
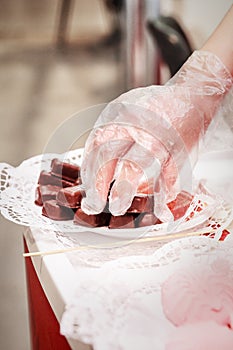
[1,149,233,349]
[59,235,233,350]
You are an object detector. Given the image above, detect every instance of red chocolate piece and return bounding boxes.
[219,229,231,241]
[127,195,154,213]
[109,214,136,229]
[75,177,82,185]
[74,208,110,228]
[136,212,161,227]
[38,171,73,187]
[51,159,80,182]
[42,200,75,220]
[56,185,84,208]
[35,187,43,206]
[167,191,193,220]
[35,185,61,206]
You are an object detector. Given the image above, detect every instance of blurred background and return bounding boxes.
[0,0,232,349]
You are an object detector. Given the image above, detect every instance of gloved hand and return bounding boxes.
[81,51,233,222]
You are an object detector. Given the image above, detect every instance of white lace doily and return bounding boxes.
[0,149,233,240]
[60,236,233,350]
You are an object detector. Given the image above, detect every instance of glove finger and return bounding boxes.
[161,155,180,202]
[81,158,117,214]
[81,125,134,214]
[154,157,192,223]
[154,176,174,223]
[109,143,161,216]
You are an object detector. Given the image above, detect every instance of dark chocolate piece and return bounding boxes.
[38,171,73,187]
[42,200,75,220]
[51,159,80,182]
[56,185,84,208]
[109,214,136,229]
[35,185,61,206]
[127,195,154,213]
[167,191,193,220]
[74,208,110,228]
[136,212,161,227]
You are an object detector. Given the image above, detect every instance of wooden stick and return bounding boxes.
[23,228,216,258]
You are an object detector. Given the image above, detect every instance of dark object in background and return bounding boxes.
[104,0,124,12]
[147,16,193,77]
[56,0,75,49]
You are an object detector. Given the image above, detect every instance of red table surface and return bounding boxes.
[24,239,71,350]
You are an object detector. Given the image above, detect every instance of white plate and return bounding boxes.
[0,149,232,239]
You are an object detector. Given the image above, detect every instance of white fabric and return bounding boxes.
[60,236,233,350]
[0,149,233,349]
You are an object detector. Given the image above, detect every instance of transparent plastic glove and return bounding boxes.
[81,51,232,221]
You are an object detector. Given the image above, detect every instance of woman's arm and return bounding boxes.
[201,5,233,75]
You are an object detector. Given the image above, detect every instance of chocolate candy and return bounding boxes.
[127,195,154,213]
[56,185,84,208]
[167,191,193,220]
[42,200,75,220]
[51,159,80,182]
[38,171,73,188]
[35,187,43,206]
[35,185,61,206]
[136,212,161,227]
[75,177,82,185]
[109,214,136,229]
[36,158,193,228]
[74,208,110,228]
